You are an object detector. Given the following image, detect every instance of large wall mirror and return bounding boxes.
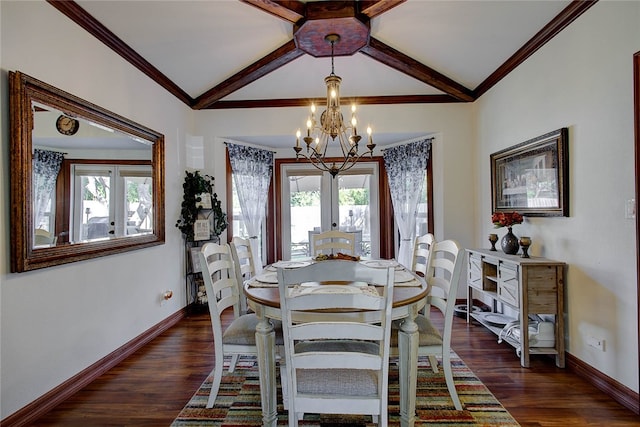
[9,71,165,272]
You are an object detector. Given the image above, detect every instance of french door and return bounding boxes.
[279,162,380,260]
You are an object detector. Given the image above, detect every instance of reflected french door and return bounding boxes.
[280,162,380,260]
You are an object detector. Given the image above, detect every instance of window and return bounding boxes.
[70,163,152,242]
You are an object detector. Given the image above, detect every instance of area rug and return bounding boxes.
[172,354,520,426]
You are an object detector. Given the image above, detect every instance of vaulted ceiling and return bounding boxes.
[47,0,597,145]
[49,0,597,107]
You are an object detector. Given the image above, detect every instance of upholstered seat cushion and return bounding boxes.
[297,368,379,396]
[292,339,380,396]
[390,314,443,347]
[222,313,284,345]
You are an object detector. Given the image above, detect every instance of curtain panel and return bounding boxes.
[383,138,432,268]
[32,149,65,232]
[227,143,274,274]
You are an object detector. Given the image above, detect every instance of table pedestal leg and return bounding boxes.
[255,307,277,427]
[398,312,419,427]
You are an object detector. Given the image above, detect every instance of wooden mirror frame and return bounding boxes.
[9,71,165,272]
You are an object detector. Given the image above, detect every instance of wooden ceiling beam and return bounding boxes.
[359,0,406,19]
[203,94,463,110]
[474,0,598,97]
[46,0,193,107]
[192,40,304,110]
[240,0,305,24]
[360,37,475,102]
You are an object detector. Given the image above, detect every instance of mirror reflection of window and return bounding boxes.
[31,102,154,248]
[71,164,152,242]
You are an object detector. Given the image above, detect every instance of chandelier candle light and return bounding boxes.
[294,34,375,178]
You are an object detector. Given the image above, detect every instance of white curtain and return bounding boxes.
[227,143,273,274]
[383,138,432,268]
[33,149,65,231]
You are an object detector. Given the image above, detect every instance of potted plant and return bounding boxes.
[175,171,227,242]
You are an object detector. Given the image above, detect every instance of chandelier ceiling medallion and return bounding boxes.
[294,34,375,178]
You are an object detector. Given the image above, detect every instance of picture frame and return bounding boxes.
[189,247,202,273]
[193,219,211,241]
[491,128,569,217]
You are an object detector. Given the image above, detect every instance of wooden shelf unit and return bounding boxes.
[466,248,566,368]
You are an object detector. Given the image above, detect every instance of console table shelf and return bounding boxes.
[466,248,566,368]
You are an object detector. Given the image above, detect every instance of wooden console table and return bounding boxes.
[466,248,566,368]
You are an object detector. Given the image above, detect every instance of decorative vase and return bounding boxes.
[519,236,531,258]
[501,227,520,255]
[488,233,498,251]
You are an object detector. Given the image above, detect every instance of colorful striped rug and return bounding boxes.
[172,354,520,426]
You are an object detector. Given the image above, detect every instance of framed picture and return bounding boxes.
[491,128,569,217]
[193,219,211,241]
[190,247,202,273]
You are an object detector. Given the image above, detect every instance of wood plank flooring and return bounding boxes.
[32,308,639,426]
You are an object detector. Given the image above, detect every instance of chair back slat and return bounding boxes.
[310,230,357,256]
[230,236,255,313]
[412,233,435,277]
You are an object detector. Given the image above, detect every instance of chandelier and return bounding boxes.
[294,34,375,178]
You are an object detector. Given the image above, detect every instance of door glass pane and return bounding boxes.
[337,174,371,257]
[123,175,153,235]
[289,175,321,259]
[80,174,111,241]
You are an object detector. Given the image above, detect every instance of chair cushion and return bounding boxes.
[297,368,379,396]
[390,314,443,347]
[222,313,284,345]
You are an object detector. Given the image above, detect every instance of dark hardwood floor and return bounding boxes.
[32,308,639,426]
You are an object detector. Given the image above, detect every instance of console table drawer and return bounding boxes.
[498,262,519,307]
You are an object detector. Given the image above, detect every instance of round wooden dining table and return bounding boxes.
[244,260,429,427]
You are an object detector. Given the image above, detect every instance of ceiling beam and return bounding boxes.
[192,40,305,110]
[46,0,193,107]
[240,0,305,23]
[360,37,475,102]
[359,0,406,19]
[474,0,599,97]
[202,94,463,110]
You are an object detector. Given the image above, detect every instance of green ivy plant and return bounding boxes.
[175,171,227,241]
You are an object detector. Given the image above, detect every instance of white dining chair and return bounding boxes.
[277,260,395,426]
[412,233,435,278]
[390,239,465,410]
[229,236,255,314]
[199,242,283,408]
[310,230,356,256]
[410,233,439,372]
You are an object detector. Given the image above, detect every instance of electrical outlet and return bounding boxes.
[587,336,605,351]
[625,198,636,219]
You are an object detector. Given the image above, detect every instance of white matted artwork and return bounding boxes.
[190,247,202,273]
[194,219,211,241]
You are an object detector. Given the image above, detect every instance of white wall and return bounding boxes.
[0,1,191,418]
[193,103,476,250]
[475,1,639,392]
